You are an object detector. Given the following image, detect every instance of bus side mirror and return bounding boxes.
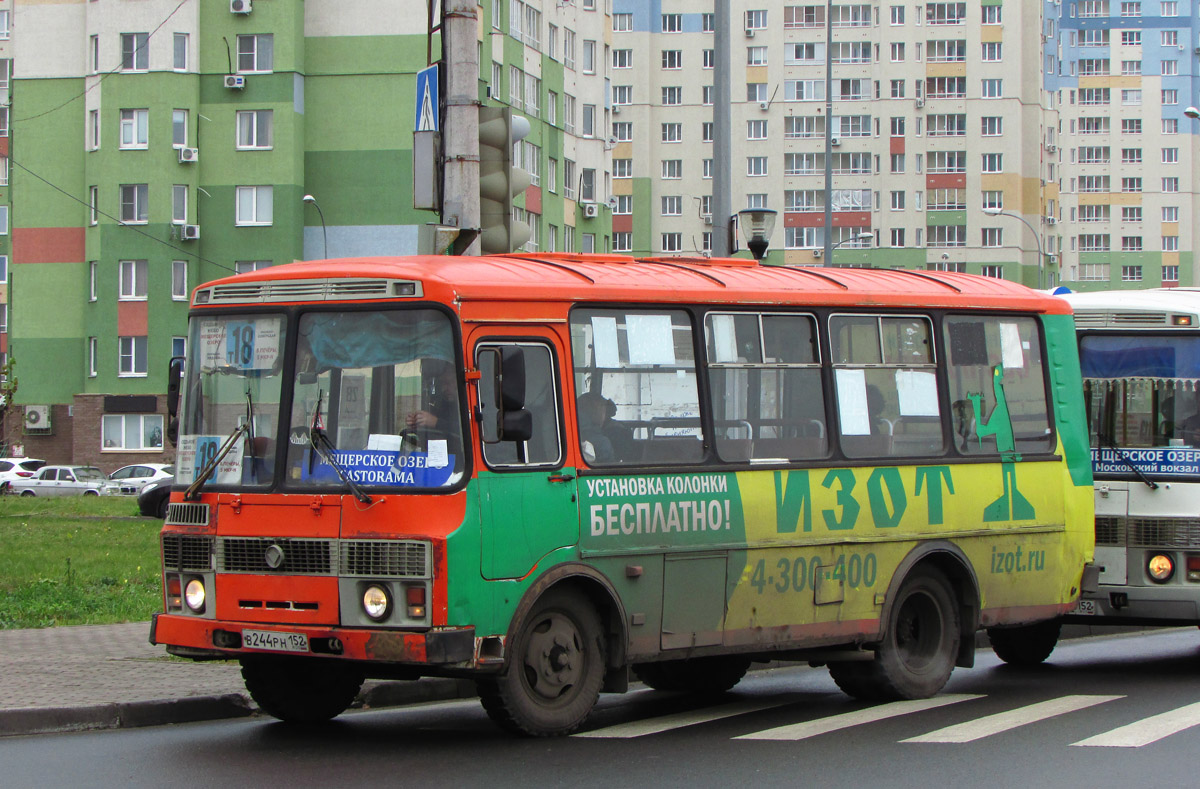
[500,346,526,410]
[477,347,533,444]
[166,356,183,446]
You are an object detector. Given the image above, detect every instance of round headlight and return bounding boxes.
[184,578,206,612]
[362,584,391,621]
[1148,554,1175,583]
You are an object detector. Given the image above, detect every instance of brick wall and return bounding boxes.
[72,393,175,475]
[13,403,75,465]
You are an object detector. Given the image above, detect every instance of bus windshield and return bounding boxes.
[1081,334,1200,456]
[177,313,287,487]
[284,308,464,490]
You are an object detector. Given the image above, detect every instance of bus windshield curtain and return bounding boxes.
[1079,335,1200,380]
[302,311,454,369]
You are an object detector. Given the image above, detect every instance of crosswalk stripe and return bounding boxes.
[901,694,1124,743]
[575,698,795,738]
[1072,701,1200,748]
[734,694,984,741]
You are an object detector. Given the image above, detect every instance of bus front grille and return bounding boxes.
[165,502,210,527]
[1096,516,1200,548]
[218,538,337,574]
[162,534,214,571]
[340,540,430,578]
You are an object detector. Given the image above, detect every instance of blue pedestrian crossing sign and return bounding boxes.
[415,64,439,132]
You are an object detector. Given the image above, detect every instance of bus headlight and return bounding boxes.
[184,578,206,613]
[1148,554,1175,583]
[362,584,392,621]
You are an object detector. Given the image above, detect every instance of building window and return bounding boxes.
[661,123,682,143]
[747,119,767,140]
[172,260,188,300]
[703,49,714,69]
[119,109,149,149]
[661,160,682,180]
[981,79,1002,99]
[580,168,595,203]
[1164,265,1179,282]
[1162,148,1179,164]
[980,265,1004,279]
[236,110,273,149]
[613,158,631,179]
[89,261,98,301]
[102,413,163,448]
[121,33,149,72]
[746,156,768,176]
[89,337,98,377]
[173,33,188,71]
[172,185,187,225]
[172,337,187,359]
[613,232,632,252]
[745,9,768,31]
[1163,206,1180,222]
[0,255,6,283]
[662,86,681,106]
[117,337,148,377]
[235,260,273,274]
[662,13,682,33]
[1163,177,1179,193]
[662,50,682,69]
[1122,265,1143,281]
[1163,235,1179,252]
[613,195,632,215]
[702,122,713,142]
[581,104,595,137]
[237,34,274,73]
[89,187,99,225]
[613,13,632,32]
[661,196,682,216]
[235,186,274,225]
[981,153,1003,173]
[582,40,595,73]
[661,233,682,253]
[172,110,188,148]
[120,184,149,224]
[747,46,768,66]
[612,49,632,69]
[981,42,1001,61]
[119,260,148,300]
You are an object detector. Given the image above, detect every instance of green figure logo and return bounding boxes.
[969,366,1035,522]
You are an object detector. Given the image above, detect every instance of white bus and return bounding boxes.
[1063,289,1200,628]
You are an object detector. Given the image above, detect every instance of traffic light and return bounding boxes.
[478,106,531,254]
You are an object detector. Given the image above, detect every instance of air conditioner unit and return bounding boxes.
[745,27,755,38]
[812,249,823,258]
[1046,217,1058,226]
[583,203,599,218]
[703,214,713,225]
[915,98,925,108]
[24,405,50,430]
[181,224,201,240]
[759,101,770,111]
[224,74,246,90]
[1046,144,1057,153]
[178,147,199,163]
[230,0,252,13]
[1194,46,1200,55]
[830,137,841,146]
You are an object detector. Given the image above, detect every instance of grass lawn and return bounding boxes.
[0,495,163,629]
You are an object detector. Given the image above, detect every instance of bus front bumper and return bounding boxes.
[150,613,476,666]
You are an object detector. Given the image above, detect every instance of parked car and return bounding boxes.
[0,457,47,487]
[109,463,174,495]
[9,465,120,496]
[137,475,174,519]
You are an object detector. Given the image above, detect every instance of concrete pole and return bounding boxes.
[711,0,733,257]
[821,0,833,265]
[442,0,481,255]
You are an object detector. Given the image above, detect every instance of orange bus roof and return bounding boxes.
[202,254,1072,314]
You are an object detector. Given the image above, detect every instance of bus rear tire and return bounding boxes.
[633,656,751,694]
[476,589,605,737]
[241,657,364,724]
[831,569,960,701]
[987,619,1061,666]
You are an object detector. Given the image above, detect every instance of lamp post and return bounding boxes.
[302,194,328,259]
[983,207,1044,289]
[832,232,873,251]
[737,208,777,261]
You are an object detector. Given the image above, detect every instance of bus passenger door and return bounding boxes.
[474,334,577,580]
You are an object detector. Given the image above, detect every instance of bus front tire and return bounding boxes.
[476,589,605,737]
[830,569,960,701]
[241,657,364,724]
[633,656,751,694]
[987,619,1061,666]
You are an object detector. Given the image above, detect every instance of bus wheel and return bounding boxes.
[241,657,364,723]
[834,569,960,701]
[634,656,751,694]
[987,619,1061,666]
[477,589,605,737]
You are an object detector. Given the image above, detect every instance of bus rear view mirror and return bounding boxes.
[501,409,533,443]
[166,356,184,446]
[500,346,526,410]
[477,347,533,444]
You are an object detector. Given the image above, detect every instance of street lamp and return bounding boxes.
[737,208,777,261]
[302,194,328,259]
[983,207,1045,289]
[1185,106,1199,119]
[832,232,873,251]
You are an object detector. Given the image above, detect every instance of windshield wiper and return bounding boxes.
[184,391,254,500]
[1099,434,1159,490]
[308,389,372,505]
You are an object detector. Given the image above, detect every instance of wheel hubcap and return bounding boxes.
[522,612,583,702]
[896,591,942,671]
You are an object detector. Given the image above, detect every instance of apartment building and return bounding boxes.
[10,0,609,466]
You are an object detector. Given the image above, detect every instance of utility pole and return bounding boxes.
[711,0,732,257]
[441,0,481,254]
[822,0,833,266]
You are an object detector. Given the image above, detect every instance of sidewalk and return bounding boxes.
[0,622,476,737]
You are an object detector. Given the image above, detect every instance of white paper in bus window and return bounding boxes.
[1000,322,1025,369]
[627,313,676,366]
[835,368,871,436]
[710,314,739,363]
[197,320,227,370]
[896,370,939,416]
[591,316,620,369]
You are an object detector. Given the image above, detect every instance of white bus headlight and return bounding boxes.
[184,578,206,612]
[362,584,392,621]
[1148,554,1175,583]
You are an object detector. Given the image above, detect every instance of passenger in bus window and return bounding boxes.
[577,392,616,463]
[407,360,457,432]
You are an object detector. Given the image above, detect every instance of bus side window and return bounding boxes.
[477,342,563,468]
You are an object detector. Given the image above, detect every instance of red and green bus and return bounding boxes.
[151,253,1094,736]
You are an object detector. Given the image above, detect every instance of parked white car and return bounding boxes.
[109,463,175,495]
[0,457,47,486]
[9,465,120,496]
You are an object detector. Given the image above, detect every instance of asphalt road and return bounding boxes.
[4,628,1199,788]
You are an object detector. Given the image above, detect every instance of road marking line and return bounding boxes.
[575,698,794,738]
[735,694,984,741]
[902,694,1124,743]
[1072,701,1200,748]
